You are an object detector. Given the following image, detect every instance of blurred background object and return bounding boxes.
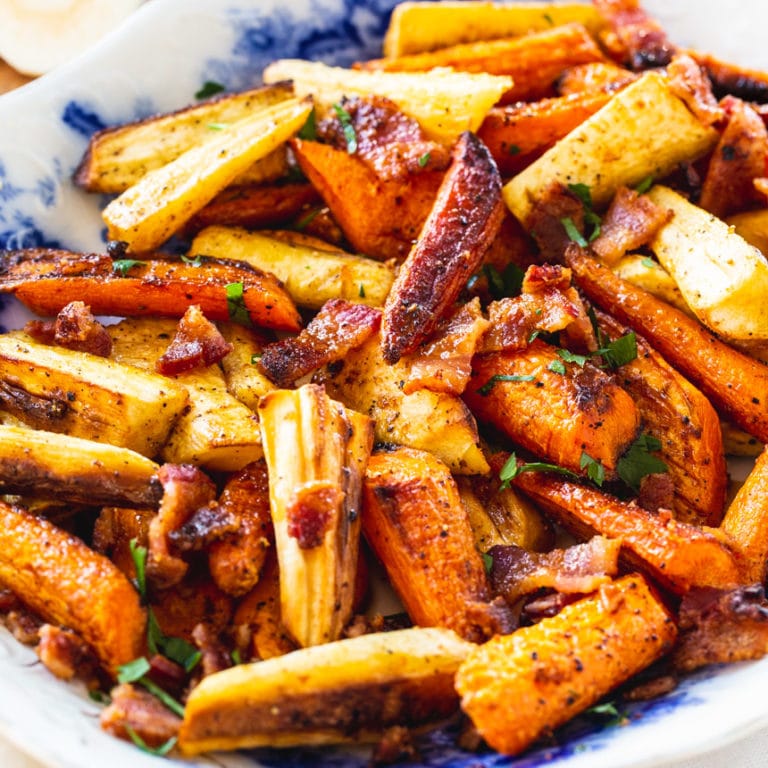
[0,0,144,77]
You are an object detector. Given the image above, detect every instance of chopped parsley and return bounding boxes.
[558,349,589,367]
[481,552,494,574]
[616,433,668,491]
[181,253,203,267]
[563,183,602,244]
[418,151,431,168]
[641,256,656,268]
[129,538,147,599]
[333,102,358,154]
[580,451,605,487]
[478,373,536,395]
[548,359,567,375]
[599,331,637,370]
[298,107,318,140]
[125,727,178,757]
[499,452,578,490]
[206,122,228,131]
[359,283,367,298]
[585,700,628,728]
[225,281,252,326]
[112,258,144,277]
[293,206,323,231]
[508,144,521,155]
[484,262,525,299]
[561,216,589,248]
[118,656,185,718]
[634,175,654,194]
[195,80,225,99]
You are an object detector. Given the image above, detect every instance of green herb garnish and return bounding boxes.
[207,122,228,131]
[641,256,656,268]
[359,283,366,298]
[225,281,252,326]
[181,253,203,267]
[112,259,144,277]
[125,727,178,757]
[478,373,536,395]
[599,331,637,370]
[118,656,151,684]
[481,552,494,574]
[634,175,654,194]
[558,349,589,367]
[499,452,578,490]
[616,433,668,491]
[298,107,318,140]
[333,103,358,154]
[418,151,431,168]
[566,182,602,242]
[548,359,567,375]
[293,206,323,231]
[484,262,525,299]
[195,81,225,100]
[129,538,147,600]
[580,451,605,487]
[561,216,589,248]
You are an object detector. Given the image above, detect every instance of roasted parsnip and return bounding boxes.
[0,333,188,457]
[257,383,374,647]
[179,627,473,753]
[0,424,161,508]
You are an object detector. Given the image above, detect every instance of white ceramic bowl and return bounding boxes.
[1,1,768,767]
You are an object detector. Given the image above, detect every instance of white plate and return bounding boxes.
[1,1,768,767]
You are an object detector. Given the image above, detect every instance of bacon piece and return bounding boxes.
[101,683,182,748]
[147,464,218,589]
[489,536,621,604]
[318,95,450,181]
[259,299,381,388]
[666,54,724,128]
[526,182,585,263]
[594,0,675,70]
[381,131,505,363]
[25,300,113,357]
[167,502,238,553]
[673,584,768,672]
[689,49,768,103]
[699,97,768,219]
[156,305,233,376]
[36,624,101,684]
[4,607,42,645]
[637,472,676,514]
[481,264,596,354]
[590,186,674,266]
[403,298,489,395]
[191,622,233,678]
[209,461,274,597]
[286,481,341,549]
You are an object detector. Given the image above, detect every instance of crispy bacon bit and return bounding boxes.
[481,264,596,354]
[520,591,583,624]
[637,472,675,513]
[594,0,675,70]
[526,182,585,263]
[673,584,768,672]
[624,673,678,702]
[590,186,674,266]
[489,536,621,604]
[690,49,768,103]
[157,304,233,376]
[100,683,181,748]
[147,653,187,697]
[381,131,505,363]
[699,96,768,219]
[4,608,42,645]
[167,502,238,553]
[667,54,725,128]
[147,464,218,589]
[318,95,451,180]
[36,624,101,684]
[26,300,112,357]
[209,461,274,598]
[259,299,381,388]
[403,298,490,395]
[191,622,233,678]
[286,481,342,549]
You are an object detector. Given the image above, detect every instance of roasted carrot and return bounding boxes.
[361,24,606,103]
[381,131,504,363]
[597,311,727,526]
[555,61,638,96]
[455,574,676,756]
[0,501,146,675]
[0,249,301,332]
[362,446,509,642]
[566,246,768,443]
[464,339,640,476]
[512,467,741,594]
[478,90,613,176]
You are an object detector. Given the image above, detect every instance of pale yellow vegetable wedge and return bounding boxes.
[75,82,295,193]
[189,227,394,309]
[383,1,606,57]
[648,185,768,342]
[262,59,511,144]
[727,208,768,257]
[217,322,275,411]
[612,253,692,315]
[0,334,187,457]
[0,423,160,508]
[258,384,374,647]
[316,334,489,475]
[179,626,473,753]
[102,97,313,252]
[109,317,263,471]
[503,72,718,224]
